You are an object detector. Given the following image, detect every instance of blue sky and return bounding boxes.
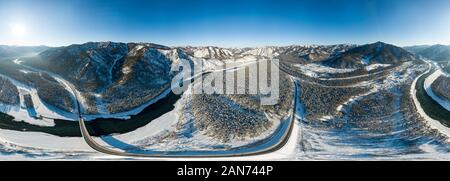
[0,0,449,47]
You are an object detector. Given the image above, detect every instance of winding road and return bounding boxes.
[411,59,450,140]
[59,59,300,158]
[10,57,300,158]
[76,78,299,158]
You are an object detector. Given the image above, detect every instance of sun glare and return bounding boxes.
[10,23,27,37]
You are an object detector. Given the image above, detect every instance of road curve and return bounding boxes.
[13,57,299,158]
[411,59,450,141]
[77,78,299,158]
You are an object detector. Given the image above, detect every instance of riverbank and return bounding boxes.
[424,69,450,111]
[411,61,450,140]
[0,90,181,137]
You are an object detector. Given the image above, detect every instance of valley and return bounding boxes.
[1,41,450,160]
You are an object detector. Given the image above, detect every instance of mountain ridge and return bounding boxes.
[0,41,421,114]
[320,42,418,69]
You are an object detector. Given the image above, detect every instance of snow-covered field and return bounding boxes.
[294,63,356,77]
[334,62,414,113]
[293,63,392,78]
[365,63,391,71]
[0,73,77,126]
[291,61,450,160]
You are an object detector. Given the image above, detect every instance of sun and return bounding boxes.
[10,23,27,37]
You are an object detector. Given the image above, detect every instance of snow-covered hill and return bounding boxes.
[19,42,187,114]
[0,41,422,122]
[320,42,417,69]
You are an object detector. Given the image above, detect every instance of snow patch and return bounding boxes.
[361,55,372,65]
[294,63,356,78]
[365,64,391,71]
[0,73,76,126]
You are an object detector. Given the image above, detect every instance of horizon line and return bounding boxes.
[1,41,449,48]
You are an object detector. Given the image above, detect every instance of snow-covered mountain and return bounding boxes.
[179,46,236,60]
[1,41,419,115]
[181,44,356,62]
[320,42,417,69]
[405,44,450,62]
[21,42,188,114]
[276,44,356,64]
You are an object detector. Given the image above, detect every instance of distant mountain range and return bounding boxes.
[0,45,48,60]
[405,44,450,62]
[178,44,356,63]
[405,44,450,72]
